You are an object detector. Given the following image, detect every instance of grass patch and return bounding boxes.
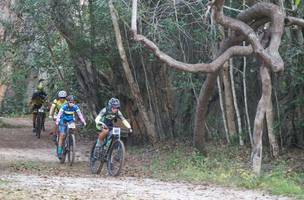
[0,118,27,128]
[132,141,304,199]
[9,161,42,171]
[0,179,10,186]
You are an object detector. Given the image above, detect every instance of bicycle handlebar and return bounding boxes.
[97,123,132,133]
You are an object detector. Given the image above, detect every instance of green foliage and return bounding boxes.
[0,179,10,186]
[1,66,29,115]
[278,35,304,144]
[10,161,41,171]
[145,144,304,198]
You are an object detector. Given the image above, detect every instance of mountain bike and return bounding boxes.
[56,122,81,166]
[90,127,126,176]
[35,104,46,139]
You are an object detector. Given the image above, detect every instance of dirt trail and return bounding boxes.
[0,117,292,200]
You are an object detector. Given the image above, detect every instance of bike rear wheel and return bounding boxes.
[89,141,104,174]
[107,139,125,176]
[35,113,43,139]
[67,134,76,166]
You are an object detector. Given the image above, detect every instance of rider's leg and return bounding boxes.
[51,123,58,142]
[57,124,66,157]
[96,128,109,147]
[32,112,37,132]
[58,133,65,147]
[93,128,109,159]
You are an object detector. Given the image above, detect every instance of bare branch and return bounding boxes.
[135,34,252,73]
[285,16,304,27]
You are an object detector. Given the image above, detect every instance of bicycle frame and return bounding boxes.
[57,121,77,165]
[101,127,121,155]
[90,126,125,176]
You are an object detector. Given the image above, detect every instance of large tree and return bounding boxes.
[130,0,304,175]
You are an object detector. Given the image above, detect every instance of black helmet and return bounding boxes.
[66,95,75,103]
[108,97,120,109]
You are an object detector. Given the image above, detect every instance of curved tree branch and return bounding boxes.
[212,1,285,72]
[236,3,285,72]
[285,16,304,27]
[131,0,253,73]
[134,34,253,73]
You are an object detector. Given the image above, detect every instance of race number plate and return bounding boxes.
[38,108,44,112]
[68,122,76,129]
[112,127,121,136]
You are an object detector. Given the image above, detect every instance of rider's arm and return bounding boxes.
[49,102,56,118]
[55,108,63,125]
[95,108,106,124]
[75,106,86,125]
[118,110,131,129]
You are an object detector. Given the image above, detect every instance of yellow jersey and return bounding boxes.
[52,99,67,114]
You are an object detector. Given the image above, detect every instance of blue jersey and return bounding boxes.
[57,104,81,124]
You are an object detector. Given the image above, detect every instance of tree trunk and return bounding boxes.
[230,58,244,145]
[266,94,279,158]
[217,75,230,143]
[242,44,253,147]
[89,0,97,72]
[0,85,8,106]
[144,62,175,139]
[222,61,237,137]
[0,0,17,107]
[193,73,218,154]
[251,64,271,175]
[109,0,158,142]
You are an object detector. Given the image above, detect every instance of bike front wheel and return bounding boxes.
[89,141,104,174]
[107,139,125,176]
[67,134,76,166]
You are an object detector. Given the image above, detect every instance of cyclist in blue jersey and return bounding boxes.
[56,95,86,158]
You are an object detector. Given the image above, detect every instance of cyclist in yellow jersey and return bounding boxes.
[49,90,67,140]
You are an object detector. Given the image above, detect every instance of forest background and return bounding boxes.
[0,0,303,198]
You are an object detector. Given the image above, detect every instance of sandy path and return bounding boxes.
[0,117,292,200]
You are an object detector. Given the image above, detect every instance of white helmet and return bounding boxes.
[58,90,67,98]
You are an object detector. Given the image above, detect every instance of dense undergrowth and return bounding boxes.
[128,140,304,199]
